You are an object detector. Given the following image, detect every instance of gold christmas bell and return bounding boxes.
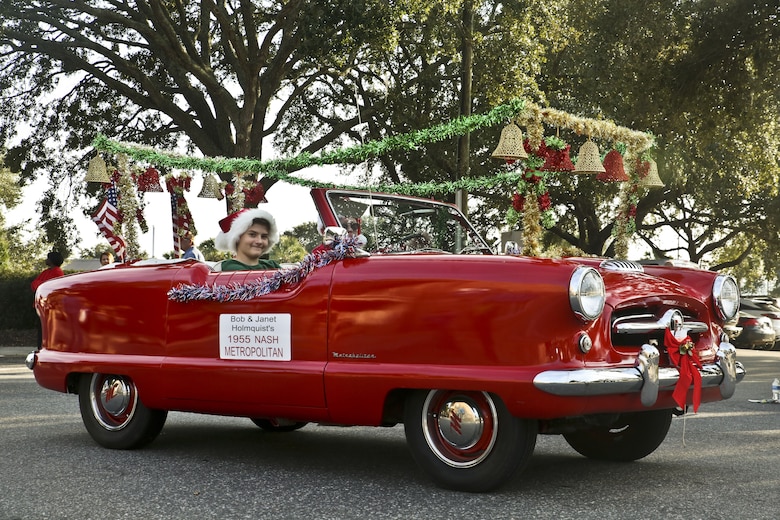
[198,174,223,199]
[491,122,528,162]
[574,139,605,174]
[638,159,664,187]
[85,155,110,183]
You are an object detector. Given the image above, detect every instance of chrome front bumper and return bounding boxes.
[533,343,745,406]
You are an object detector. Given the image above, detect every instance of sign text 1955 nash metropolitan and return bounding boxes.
[28,188,745,492]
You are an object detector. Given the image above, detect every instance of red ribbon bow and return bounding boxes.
[664,329,703,412]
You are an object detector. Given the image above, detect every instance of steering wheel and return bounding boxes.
[395,233,431,251]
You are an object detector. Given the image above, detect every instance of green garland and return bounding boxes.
[92,99,526,197]
[93,99,525,172]
[91,97,654,201]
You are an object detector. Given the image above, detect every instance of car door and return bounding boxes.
[160,264,334,412]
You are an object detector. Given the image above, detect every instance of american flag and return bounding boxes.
[92,185,126,261]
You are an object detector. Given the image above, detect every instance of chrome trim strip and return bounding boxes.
[614,309,708,334]
[533,343,746,405]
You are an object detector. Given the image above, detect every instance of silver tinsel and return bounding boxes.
[167,235,363,303]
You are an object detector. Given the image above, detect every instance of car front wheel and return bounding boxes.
[78,373,167,449]
[563,409,673,461]
[403,390,537,492]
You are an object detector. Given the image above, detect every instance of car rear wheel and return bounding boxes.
[250,418,308,432]
[403,390,537,492]
[563,409,672,461]
[78,373,167,449]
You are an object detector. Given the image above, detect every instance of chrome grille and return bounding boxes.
[599,259,644,273]
[611,307,707,349]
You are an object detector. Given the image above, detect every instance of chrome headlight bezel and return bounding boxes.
[712,274,740,322]
[569,266,606,321]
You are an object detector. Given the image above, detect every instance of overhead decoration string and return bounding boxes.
[92,98,654,197]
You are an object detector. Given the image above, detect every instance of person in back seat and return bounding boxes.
[214,208,282,271]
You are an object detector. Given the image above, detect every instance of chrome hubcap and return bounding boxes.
[422,390,498,468]
[90,374,137,431]
[437,399,484,449]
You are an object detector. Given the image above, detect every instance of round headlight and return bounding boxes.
[713,275,739,321]
[569,266,605,321]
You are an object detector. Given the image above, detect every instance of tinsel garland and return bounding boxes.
[91,98,653,200]
[505,142,557,231]
[115,154,142,259]
[165,173,197,238]
[93,99,526,174]
[611,148,644,258]
[167,235,364,303]
[90,98,655,256]
[521,191,543,257]
[516,103,655,154]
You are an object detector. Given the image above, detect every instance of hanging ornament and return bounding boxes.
[242,181,267,208]
[598,149,629,182]
[136,166,164,192]
[573,139,605,174]
[198,174,222,199]
[539,137,575,172]
[636,158,664,187]
[86,155,110,183]
[491,122,529,163]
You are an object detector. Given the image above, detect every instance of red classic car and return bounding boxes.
[28,188,745,492]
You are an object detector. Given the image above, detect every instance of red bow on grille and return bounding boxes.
[664,329,703,412]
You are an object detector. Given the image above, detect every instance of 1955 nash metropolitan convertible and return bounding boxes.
[28,188,745,492]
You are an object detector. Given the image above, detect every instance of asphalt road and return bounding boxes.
[1,348,779,520]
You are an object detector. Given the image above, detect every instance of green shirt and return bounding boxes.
[220,258,282,271]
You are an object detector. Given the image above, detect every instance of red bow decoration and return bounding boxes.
[664,329,703,412]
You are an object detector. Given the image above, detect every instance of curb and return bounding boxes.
[0,347,35,360]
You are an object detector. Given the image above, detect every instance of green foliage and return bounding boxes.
[270,235,307,264]
[0,270,39,329]
[534,0,780,278]
[0,154,21,208]
[288,222,323,253]
[79,243,116,261]
[198,238,231,262]
[0,151,42,271]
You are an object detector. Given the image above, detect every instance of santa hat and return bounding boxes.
[214,208,279,254]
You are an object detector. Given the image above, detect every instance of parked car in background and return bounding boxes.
[723,321,742,342]
[27,188,746,492]
[729,311,775,350]
[740,296,780,350]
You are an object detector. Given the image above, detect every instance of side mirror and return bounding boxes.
[323,226,348,242]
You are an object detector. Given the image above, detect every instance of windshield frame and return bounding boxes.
[315,189,492,255]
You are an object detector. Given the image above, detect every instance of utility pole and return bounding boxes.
[456,0,474,216]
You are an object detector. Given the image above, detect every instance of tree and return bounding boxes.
[535,0,780,281]
[0,0,416,246]
[270,235,307,263]
[0,152,41,271]
[287,222,321,253]
[2,0,778,287]
[198,238,231,262]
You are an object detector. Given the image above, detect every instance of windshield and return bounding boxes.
[325,191,491,255]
